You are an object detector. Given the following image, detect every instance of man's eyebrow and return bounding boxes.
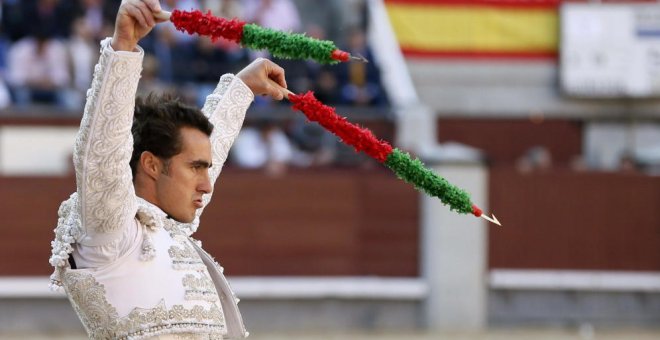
[190,160,212,168]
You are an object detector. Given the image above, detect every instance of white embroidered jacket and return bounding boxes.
[49,38,254,339]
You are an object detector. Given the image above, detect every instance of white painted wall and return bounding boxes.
[0,126,78,176]
[421,163,488,331]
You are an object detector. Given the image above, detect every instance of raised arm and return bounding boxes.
[181,58,287,234]
[73,0,165,246]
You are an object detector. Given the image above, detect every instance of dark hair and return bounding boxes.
[130,93,214,177]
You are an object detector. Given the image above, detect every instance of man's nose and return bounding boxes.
[198,173,212,194]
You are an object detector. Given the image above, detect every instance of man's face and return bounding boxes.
[155,126,213,223]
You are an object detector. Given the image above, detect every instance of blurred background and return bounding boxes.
[0,0,659,339]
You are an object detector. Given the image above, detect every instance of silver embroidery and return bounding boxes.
[63,271,119,339]
[74,38,140,236]
[183,274,219,303]
[152,332,224,340]
[136,199,166,231]
[180,74,254,236]
[163,218,181,236]
[139,232,157,261]
[63,271,226,340]
[51,38,143,289]
[118,302,225,339]
[51,39,249,339]
[49,193,82,291]
[136,199,165,261]
[168,241,206,271]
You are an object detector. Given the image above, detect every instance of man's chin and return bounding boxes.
[169,214,195,224]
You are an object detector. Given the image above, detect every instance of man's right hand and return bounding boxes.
[112,0,166,52]
[236,58,288,101]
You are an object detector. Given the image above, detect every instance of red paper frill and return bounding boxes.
[170,9,245,43]
[331,50,350,62]
[289,91,393,163]
[471,204,483,217]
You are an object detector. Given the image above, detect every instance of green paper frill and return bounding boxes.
[241,24,339,64]
[384,148,474,214]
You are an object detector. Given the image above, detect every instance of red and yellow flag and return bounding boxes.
[384,0,561,59]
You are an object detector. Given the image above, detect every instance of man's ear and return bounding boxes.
[139,151,162,180]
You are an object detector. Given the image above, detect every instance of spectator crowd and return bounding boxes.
[0,0,390,172]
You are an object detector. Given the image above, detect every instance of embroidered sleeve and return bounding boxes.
[203,75,254,185]
[73,38,142,245]
[179,75,254,235]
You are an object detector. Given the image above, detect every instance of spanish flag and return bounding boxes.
[384,0,561,59]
